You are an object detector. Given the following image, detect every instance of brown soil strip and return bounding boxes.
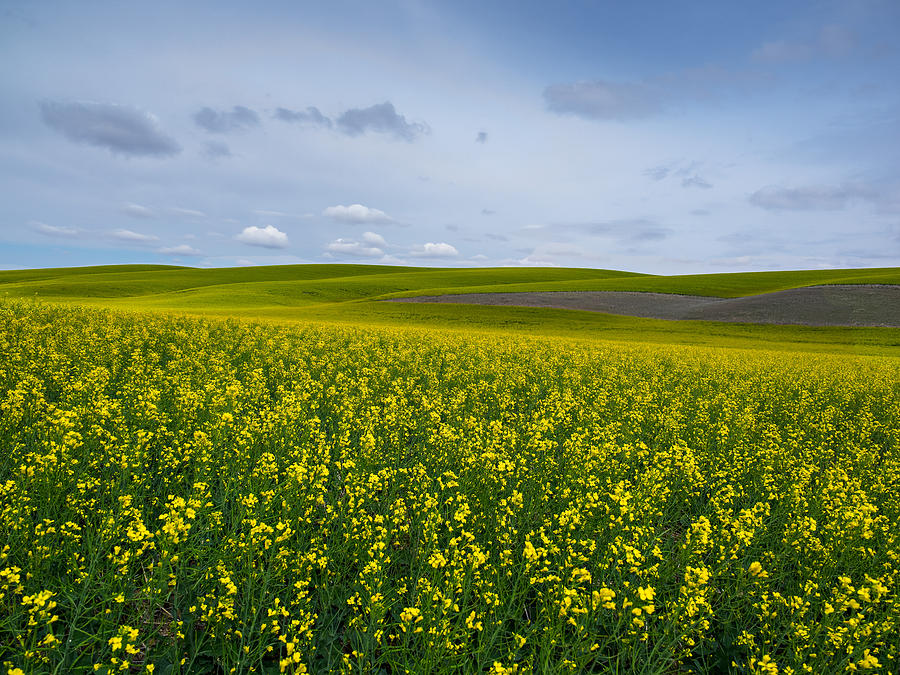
[387,285,900,327]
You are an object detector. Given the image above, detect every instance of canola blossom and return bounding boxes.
[0,300,899,673]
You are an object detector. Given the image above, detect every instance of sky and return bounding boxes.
[1,0,899,274]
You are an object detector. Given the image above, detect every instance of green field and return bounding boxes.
[2,264,899,355]
[2,265,900,673]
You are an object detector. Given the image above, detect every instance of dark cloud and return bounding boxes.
[476,131,488,143]
[481,208,495,216]
[40,101,180,157]
[749,184,876,210]
[193,106,260,133]
[485,233,508,241]
[336,102,428,141]
[681,175,712,189]
[274,106,332,128]
[543,80,662,121]
[691,209,711,216]
[202,141,232,159]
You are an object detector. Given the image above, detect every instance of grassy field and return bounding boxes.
[1,263,899,355]
[1,299,898,674]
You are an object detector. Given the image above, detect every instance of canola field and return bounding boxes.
[1,299,899,674]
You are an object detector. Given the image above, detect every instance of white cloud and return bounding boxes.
[362,231,386,246]
[158,244,202,256]
[323,204,392,224]
[31,221,80,237]
[409,242,459,258]
[121,203,155,219]
[235,224,290,248]
[109,228,159,243]
[326,237,384,258]
[169,207,206,219]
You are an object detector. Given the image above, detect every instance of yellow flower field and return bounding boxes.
[1,299,898,673]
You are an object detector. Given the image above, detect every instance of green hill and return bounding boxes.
[2,263,898,354]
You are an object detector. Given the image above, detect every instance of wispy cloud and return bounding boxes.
[202,141,232,159]
[158,244,202,256]
[169,207,206,220]
[544,80,662,121]
[30,221,80,237]
[751,25,856,63]
[749,183,876,210]
[109,229,159,243]
[121,203,155,219]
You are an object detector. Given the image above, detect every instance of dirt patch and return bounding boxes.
[387,285,900,327]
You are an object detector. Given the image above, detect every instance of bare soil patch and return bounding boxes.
[387,285,900,327]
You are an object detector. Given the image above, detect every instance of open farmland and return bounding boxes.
[1,294,899,673]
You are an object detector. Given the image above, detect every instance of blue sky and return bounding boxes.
[1,0,898,273]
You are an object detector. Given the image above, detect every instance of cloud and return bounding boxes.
[362,231,386,247]
[336,102,428,141]
[158,244,202,256]
[235,224,290,248]
[748,184,876,210]
[109,228,159,243]
[522,218,672,244]
[274,106,332,127]
[751,41,814,64]
[121,203,155,219]
[476,131,488,143]
[543,80,662,121]
[202,141,232,159]
[591,219,670,241]
[169,207,206,219]
[481,208,496,216]
[643,165,671,181]
[326,237,384,258]
[681,175,712,189]
[193,106,260,133]
[31,221,80,237]
[40,100,180,157]
[322,204,392,224]
[409,242,459,258]
[751,25,855,63]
